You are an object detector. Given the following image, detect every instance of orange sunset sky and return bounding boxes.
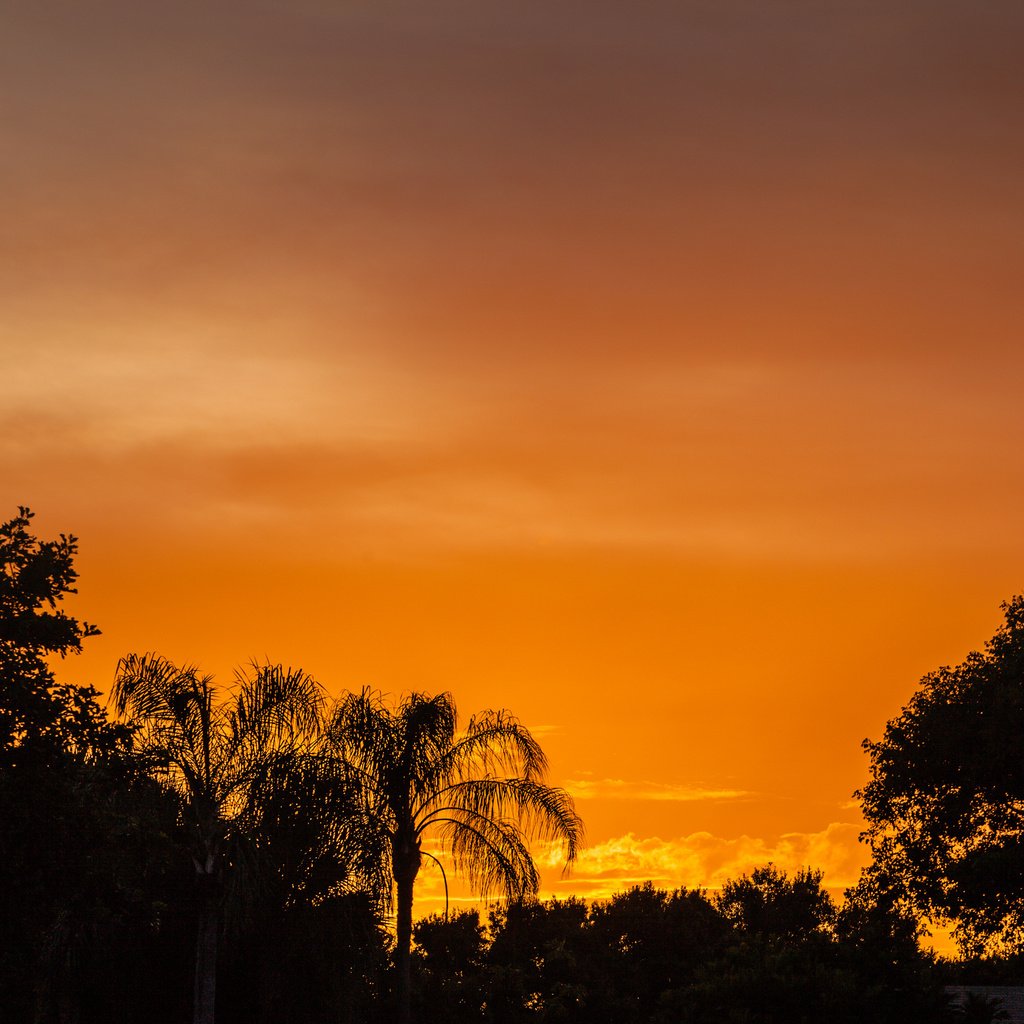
[5,1,1024,914]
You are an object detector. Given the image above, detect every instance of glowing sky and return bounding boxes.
[5,1,1024,911]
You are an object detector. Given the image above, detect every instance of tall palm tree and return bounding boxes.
[325,689,583,1024]
[110,653,326,1024]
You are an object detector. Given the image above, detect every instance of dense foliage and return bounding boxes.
[411,874,948,1024]
[860,596,1024,955]
[0,506,110,762]
[0,507,182,1023]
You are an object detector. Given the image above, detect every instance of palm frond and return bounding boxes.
[433,813,540,899]
[399,691,458,785]
[417,710,550,803]
[111,653,222,800]
[326,689,399,792]
[217,662,325,806]
[229,661,325,748]
[418,777,582,865]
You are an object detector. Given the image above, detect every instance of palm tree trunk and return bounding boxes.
[392,827,422,1024]
[395,867,415,1024]
[194,880,219,1024]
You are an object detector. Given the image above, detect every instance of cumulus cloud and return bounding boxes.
[409,821,870,920]
[535,822,869,901]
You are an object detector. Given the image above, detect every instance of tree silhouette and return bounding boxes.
[110,653,326,1024]
[587,883,729,1022]
[0,507,178,1021]
[411,910,488,1024]
[485,895,594,1023]
[860,596,1024,954]
[325,689,582,1024]
[715,864,835,941]
[0,505,106,761]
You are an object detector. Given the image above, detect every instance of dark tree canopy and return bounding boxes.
[714,864,835,941]
[0,507,188,1024]
[860,596,1024,954]
[0,506,97,657]
[406,879,944,1024]
[0,506,110,762]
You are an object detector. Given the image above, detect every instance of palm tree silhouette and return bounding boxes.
[110,653,325,1024]
[325,689,583,1024]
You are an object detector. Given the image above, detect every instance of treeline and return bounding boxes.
[2,506,1020,1024]
[410,873,949,1024]
[0,757,949,1024]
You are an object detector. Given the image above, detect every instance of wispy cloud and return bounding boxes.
[564,777,751,803]
[524,724,560,738]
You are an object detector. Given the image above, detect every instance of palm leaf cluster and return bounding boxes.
[326,689,582,904]
[111,654,326,864]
